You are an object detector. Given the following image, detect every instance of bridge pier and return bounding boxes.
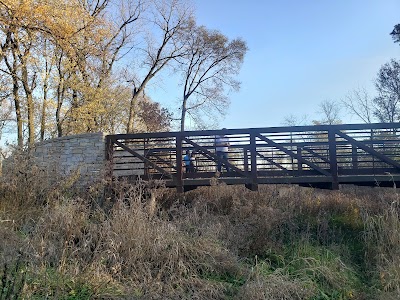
[331,181,339,190]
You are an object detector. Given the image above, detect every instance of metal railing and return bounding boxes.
[106,123,400,191]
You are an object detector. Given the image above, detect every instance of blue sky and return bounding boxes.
[179,0,400,129]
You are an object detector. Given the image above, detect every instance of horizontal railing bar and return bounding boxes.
[109,123,400,140]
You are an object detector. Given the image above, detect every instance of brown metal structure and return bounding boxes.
[105,123,400,191]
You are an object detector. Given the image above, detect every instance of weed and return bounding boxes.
[0,256,27,300]
[255,243,361,299]
[26,268,95,300]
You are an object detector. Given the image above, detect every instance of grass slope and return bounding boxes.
[1,157,400,299]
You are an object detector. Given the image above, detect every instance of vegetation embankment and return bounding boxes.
[1,159,400,299]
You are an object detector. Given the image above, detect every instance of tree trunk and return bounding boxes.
[127,93,138,133]
[180,95,188,132]
[12,78,23,147]
[21,64,35,146]
[127,87,142,133]
[56,85,64,137]
[26,91,34,145]
[5,43,23,146]
[56,56,64,137]
[41,57,50,141]
[40,84,48,141]
[56,102,63,137]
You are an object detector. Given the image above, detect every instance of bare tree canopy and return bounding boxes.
[313,99,342,125]
[282,114,310,126]
[341,87,374,123]
[373,59,400,123]
[176,23,247,131]
[125,0,193,133]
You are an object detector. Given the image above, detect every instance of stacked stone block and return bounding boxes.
[32,132,106,185]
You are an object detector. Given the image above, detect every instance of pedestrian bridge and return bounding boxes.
[106,123,400,192]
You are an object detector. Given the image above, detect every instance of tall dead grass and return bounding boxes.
[1,153,400,299]
[363,197,400,295]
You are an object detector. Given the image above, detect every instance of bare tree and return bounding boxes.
[373,59,400,123]
[341,87,374,123]
[176,24,247,131]
[125,0,192,133]
[313,99,341,125]
[19,38,37,146]
[2,45,23,146]
[282,114,310,127]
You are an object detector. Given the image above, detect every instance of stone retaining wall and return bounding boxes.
[32,132,106,185]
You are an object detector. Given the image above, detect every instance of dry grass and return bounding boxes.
[1,154,400,299]
[237,270,315,300]
[363,199,400,295]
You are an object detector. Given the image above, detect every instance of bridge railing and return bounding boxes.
[105,123,400,191]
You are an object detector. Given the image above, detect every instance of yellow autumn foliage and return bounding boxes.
[0,0,110,54]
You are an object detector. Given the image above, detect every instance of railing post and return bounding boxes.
[328,129,339,190]
[105,135,114,176]
[244,147,249,173]
[290,132,294,169]
[370,129,375,170]
[297,146,303,174]
[246,132,258,191]
[352,145,358,169]
[144,138,148,177]
[105,136,112,160]
[176,135,183,193]
[104,135,115,203]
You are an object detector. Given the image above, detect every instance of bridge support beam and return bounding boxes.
[176,136,184,193]
[328,129,339,190]
[248,132,258,191]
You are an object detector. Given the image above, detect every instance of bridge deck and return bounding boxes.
[106,123,400,191]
